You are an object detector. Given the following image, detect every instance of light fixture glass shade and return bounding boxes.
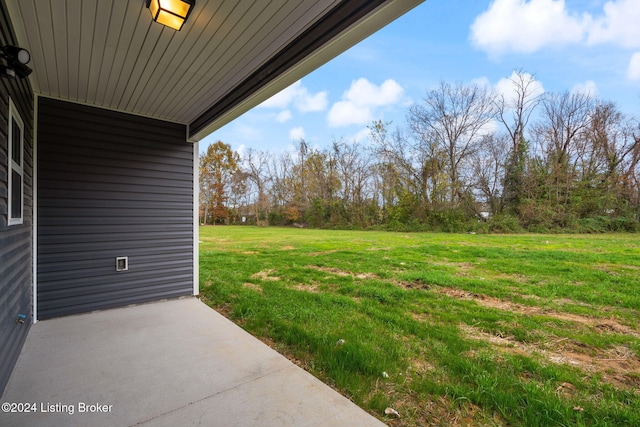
[148,0,195,31]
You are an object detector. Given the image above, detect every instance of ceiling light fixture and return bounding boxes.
[146,0,195,31]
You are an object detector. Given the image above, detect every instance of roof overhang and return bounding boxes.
[5,0,424,142]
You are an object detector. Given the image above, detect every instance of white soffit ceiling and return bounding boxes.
[6,0,424,141]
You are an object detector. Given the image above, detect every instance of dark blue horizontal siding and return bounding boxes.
[0,0,34,397]
[37,97,194,320]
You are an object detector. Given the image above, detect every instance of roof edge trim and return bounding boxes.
[188,0,390,139]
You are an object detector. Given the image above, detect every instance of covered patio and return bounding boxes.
[0,298,385,426]
[1,0,423,419]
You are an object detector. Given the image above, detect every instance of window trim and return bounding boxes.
[8,98,25,226]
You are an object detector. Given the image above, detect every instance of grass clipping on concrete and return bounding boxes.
[199,227,640,426]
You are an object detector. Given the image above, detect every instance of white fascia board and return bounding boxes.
[193,142,199,296]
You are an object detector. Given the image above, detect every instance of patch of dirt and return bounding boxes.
[289,282,320,293]
[460,324,640,390]
[250,269,280,281]
[433,261,475,272]
[459,324,529,356]
[309,249,338,256]
[411,312,433,322]
[306,265,378,280]
[595,263,640,275]
[309,265,350,277]
[394,279,431,290]
[242,282,263,292]
[556,381,578,399]
[281,246,295,250]
[241,251,259,255]
[554,298,591,307]
[410,357,435,374]
[435,287,640,338]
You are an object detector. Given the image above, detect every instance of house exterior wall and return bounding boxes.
[0,0,34,396]
[37,98,194,320]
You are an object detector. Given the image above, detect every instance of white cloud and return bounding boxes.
[351,127,372,144]
[235,144,246,158]
[470,0,587,55]
[276,110,292,123]
[470,0,640,56]
[347,78,404,106]
[587,0,640,48]
[470,76,492,89]
[328,101,373,127]
[328,78,404,127]
[494,71,545,106]
[571,80,598,97]
[480,119,500,138]
[297,91,328,112]
[289,126,305,141]
[627,52,640,81]
[260,82,302,109]
[259,80,328,113]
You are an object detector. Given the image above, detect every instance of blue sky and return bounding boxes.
[201,0,640,155]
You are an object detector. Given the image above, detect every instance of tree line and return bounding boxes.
[200,71,640,232]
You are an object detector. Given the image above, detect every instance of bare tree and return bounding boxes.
[495,70,543,212]
[628,128,640,219]
[571,102,639,214]
[243,148,272,225]
[532,91,595,207]
[471,134,510,215]
[408,81,496,207]
[585,103,638,180]
[370,120,434,219]
[268,150,297,223]
[228,170,250,223]
[332,138,375,225]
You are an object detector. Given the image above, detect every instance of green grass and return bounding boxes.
[199,226,640,426]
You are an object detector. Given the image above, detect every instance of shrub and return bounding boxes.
[575,216,609,233]
[487,214,524,233]
[426,209,468,232]
[609,216,640,232]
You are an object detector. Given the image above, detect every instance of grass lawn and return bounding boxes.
[199,226,640,426]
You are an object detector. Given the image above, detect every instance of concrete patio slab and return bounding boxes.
[0,298,386,426]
